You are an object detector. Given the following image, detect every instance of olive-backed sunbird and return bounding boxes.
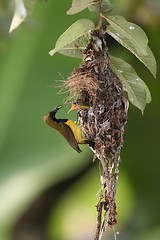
[44,105,92,153]
[68,100,90,113]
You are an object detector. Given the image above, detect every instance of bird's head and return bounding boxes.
[68,100,89,113]
[44,105,63,123]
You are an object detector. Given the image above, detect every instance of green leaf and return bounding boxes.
[67,0,96,15]
[67,0,113,15]
[110,56,151,113]
[58,31,91,59]
[49,19,95,58]
[9,0,28,33]
[103,15,148,56]
[89,0,113,12]
[106,25,157,77]
[9,0,37,33]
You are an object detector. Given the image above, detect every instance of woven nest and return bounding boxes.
[64,28,128,233]
[65,69,98,104]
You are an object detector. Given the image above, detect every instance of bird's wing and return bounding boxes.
[62,124,82,153]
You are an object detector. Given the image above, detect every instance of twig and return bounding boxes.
[94,193,103,240]
[99,0,103,27]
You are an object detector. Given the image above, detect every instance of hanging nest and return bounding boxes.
[65,28,128,238]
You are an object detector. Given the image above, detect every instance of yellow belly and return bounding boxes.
[65,120,86,144]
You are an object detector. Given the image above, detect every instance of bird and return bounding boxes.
[44,105,93,153]
[68,100,97,157]
[68,99,90,125]
[68,99,90,113]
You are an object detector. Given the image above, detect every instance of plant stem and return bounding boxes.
[99,0,103,27]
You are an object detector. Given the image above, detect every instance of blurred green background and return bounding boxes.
[0,0,160,240]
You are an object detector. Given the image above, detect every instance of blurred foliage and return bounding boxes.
[0,0,160,240]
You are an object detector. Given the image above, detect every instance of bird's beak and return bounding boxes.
[67,103,78,114]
